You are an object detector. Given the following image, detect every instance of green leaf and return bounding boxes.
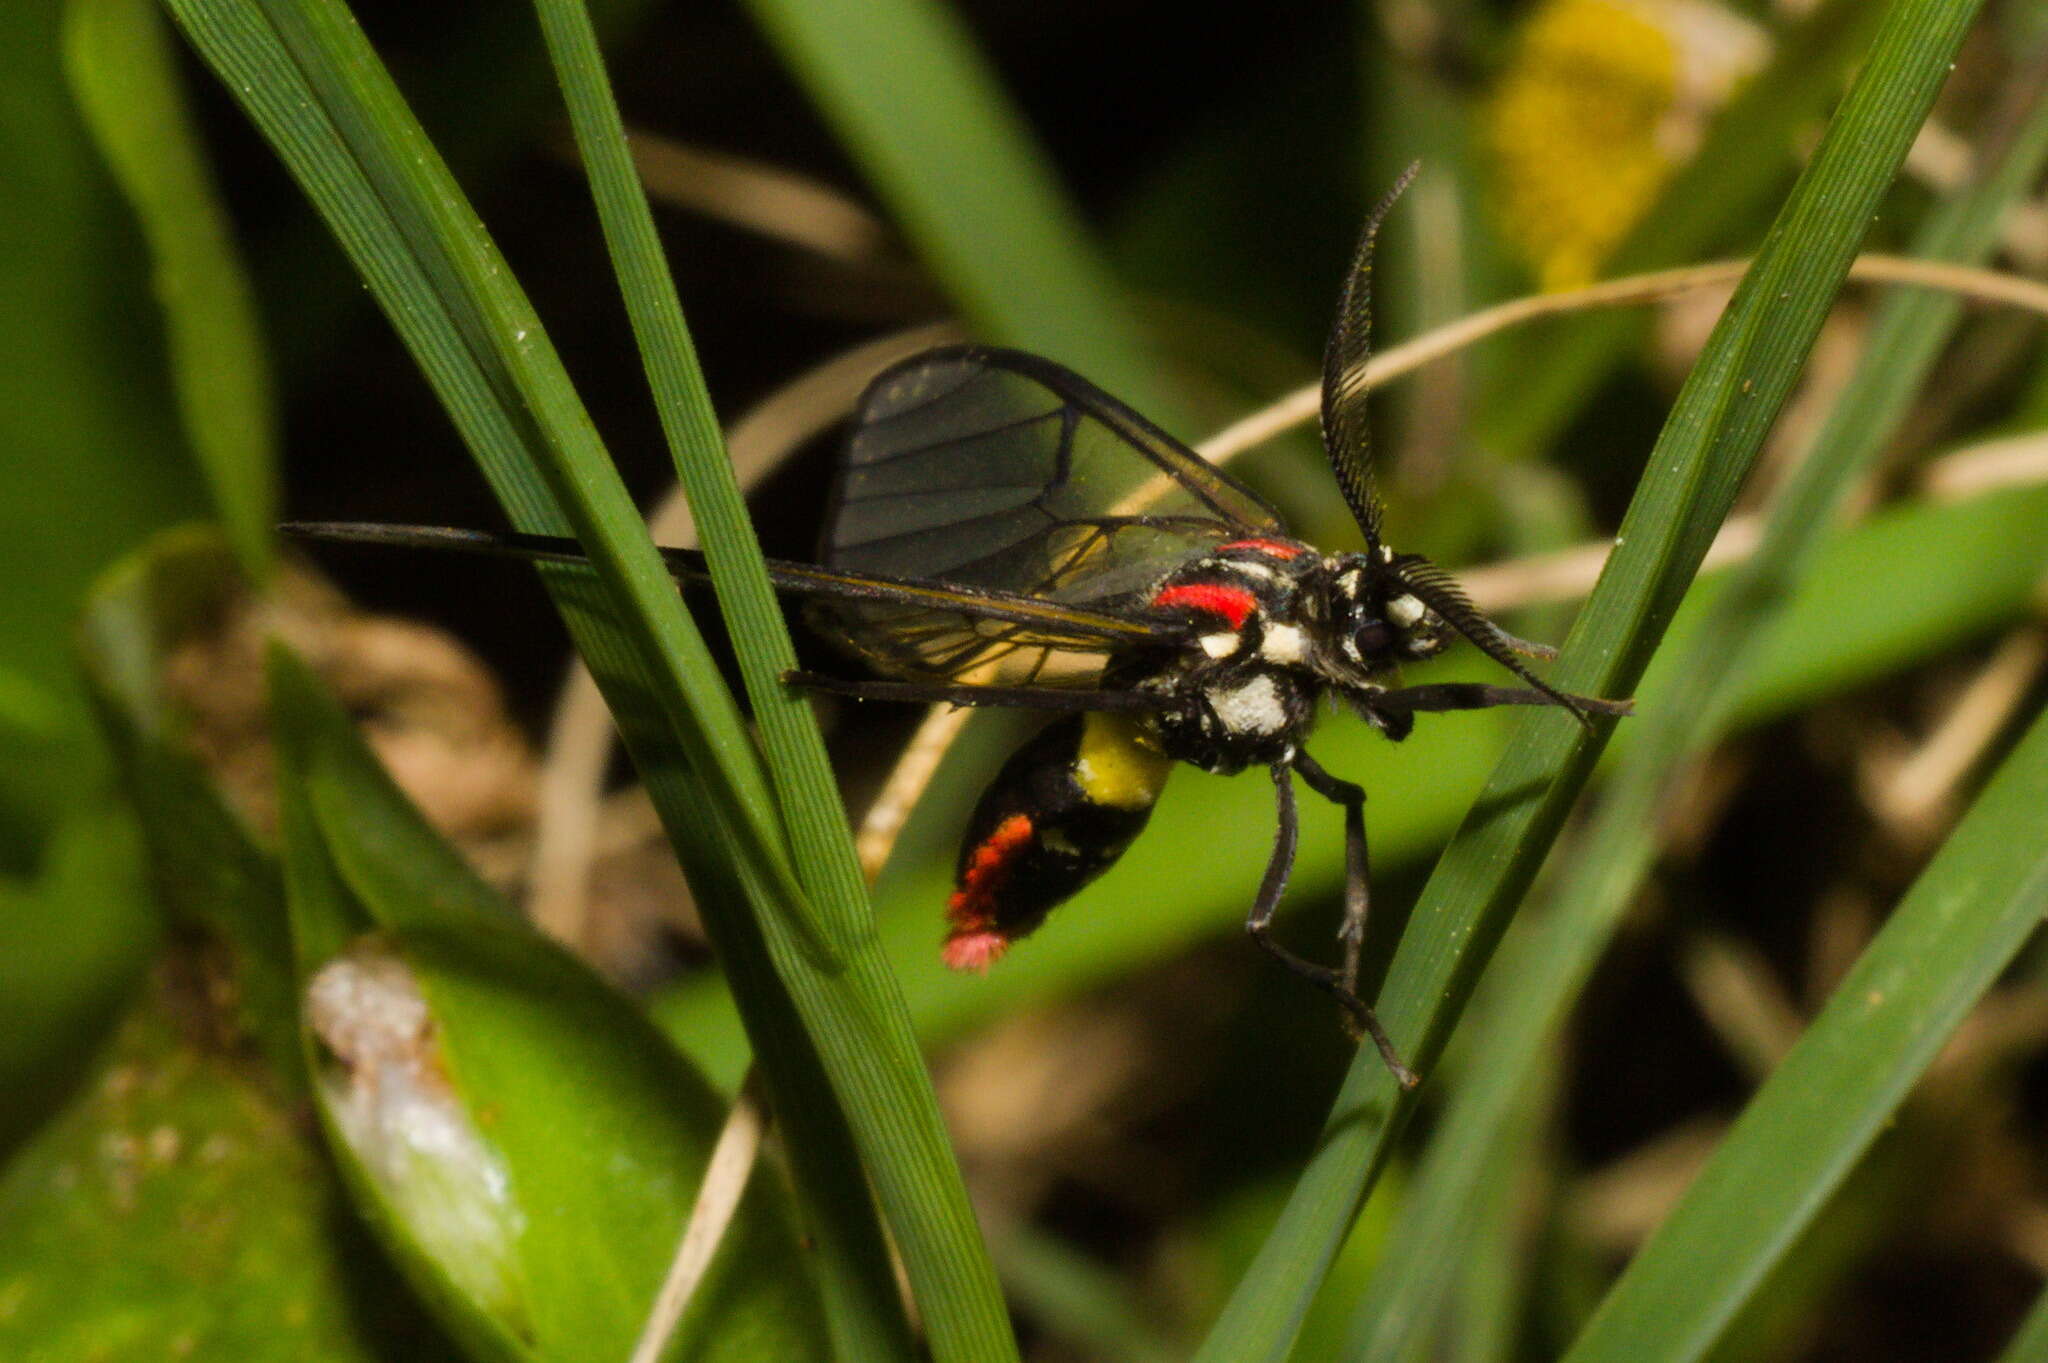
[0,971,431,1363]
[1192,2,1988,1357]
[269,646,828,1363]
[0,0,205,861]
[1558,704,2048,1363]
[76,526,301,1078]
[64,0,277,580]
[0,805,156,1156]
[0,666,64,742]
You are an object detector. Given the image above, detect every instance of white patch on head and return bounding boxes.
[1200,631,1241,659]
[1260,623,1307,665]
[1388,594,1425,627]
[1379,545,1396,562]
[1337,570,1363,595]
[1206,675,1289,736]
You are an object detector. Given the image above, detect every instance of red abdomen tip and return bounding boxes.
[942,929,1011,973]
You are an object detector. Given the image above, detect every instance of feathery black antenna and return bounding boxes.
[1320,160,1420,556]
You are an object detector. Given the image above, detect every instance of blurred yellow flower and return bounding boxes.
[1488,0,1766,290]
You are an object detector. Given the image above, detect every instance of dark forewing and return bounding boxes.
[815,346,1283,683]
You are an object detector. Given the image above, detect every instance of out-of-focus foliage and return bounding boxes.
[1486,0,1766,289]
[0,0,204,863]
[0,982,405,1362]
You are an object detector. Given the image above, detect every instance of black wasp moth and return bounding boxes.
[286,168,1629,1088]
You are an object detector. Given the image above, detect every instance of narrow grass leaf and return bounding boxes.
[64,0,276,578]
[1559,704,2048,1363]
[155,2,920,1353]
[533,0,999,1352]
[993,1226,1179,1363]
[1343,69,2048,1363]
[163,0,811,947]
[1193,3,1987,1357]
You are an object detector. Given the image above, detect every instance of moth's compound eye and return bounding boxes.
[1351,619,1394,657]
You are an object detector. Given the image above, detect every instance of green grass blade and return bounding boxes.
[1192,3,1986,1357]
[64,0,277,580]
[153,2,926,1355]
[1341,68,2048,1363]
[532,0,1003,1353]
[165,0,809,928]
[738,0,1181,423]
[993,1225,1179,1363]
[1558,705,2048,1363]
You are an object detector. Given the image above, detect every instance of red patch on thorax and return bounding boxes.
[1149,580,1257,628]
[1217,537,1306,560]
[944,812,1035,970]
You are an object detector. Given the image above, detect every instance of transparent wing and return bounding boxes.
[816,346,1283,682]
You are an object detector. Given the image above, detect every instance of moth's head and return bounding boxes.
[1324,551,1448,675]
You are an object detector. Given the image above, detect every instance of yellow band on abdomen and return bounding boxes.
[1072,711,1173,810]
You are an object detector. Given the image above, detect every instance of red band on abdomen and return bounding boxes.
[948,813,1034,926]
[944,811,1037,973]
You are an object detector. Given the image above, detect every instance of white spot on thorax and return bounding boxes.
[1200,631,1241,659]
[1206,674,1289,735]
[1260,623,1307,665]
[1388,594,1425,626]
[1226,558,1281,583]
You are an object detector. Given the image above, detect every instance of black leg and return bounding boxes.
[1244,763,1301,939]
[1372,682,1632,718]
[1292,750,1370,997]
[1247,763,1418,1089]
